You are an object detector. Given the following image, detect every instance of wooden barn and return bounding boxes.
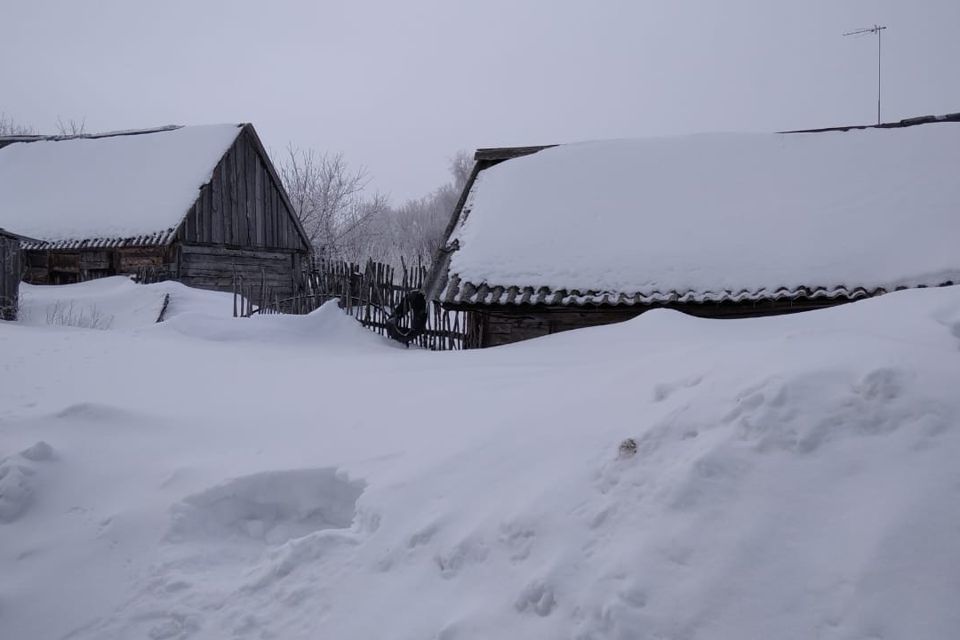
[0,124,311,303]
[425,113,960,347]
[0,228,25,320]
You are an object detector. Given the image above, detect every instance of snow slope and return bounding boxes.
[17,277,236,330]
[0,125,240,241]
[2,284,960,639]
[450,125,960,295]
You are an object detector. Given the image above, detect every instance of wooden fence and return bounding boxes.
[238,257,477,351]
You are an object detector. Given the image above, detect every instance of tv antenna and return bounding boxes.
[843,24,887,125]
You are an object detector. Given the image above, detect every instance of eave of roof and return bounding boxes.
[0,124,183,146]
[441,274,958,309]
[473,145,556,163]
[20,229,178,251]
[780,112,960,134]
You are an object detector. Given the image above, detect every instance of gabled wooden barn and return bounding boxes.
[0,228,26,321]
[425,113,960,347]
[0,124,311,303]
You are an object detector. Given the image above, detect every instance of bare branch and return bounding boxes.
[56,116,87,136]
[0,112,36,136]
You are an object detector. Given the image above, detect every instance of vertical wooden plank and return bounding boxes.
[270,188,278,249]
[198,187,208,243]
[244,137,254,247]
[234,142,247,247]
[211,164,224,244]
[255,158,264,247]
[194,186,205,243]
[200,189,209,243]
[263,173,273,248]
[279,191,286,250]
[184,204,197,241]
[232,144,241,246]
[224,149,235,245]
[204,183,214,243]
[271,180,280,248]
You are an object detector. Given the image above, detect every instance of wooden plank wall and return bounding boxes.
[475,297,850,347]
[179,128,307,252]
[0,234,22,320]
[22,247,169,285]
[177,245,299,301]
[171,126,308,303]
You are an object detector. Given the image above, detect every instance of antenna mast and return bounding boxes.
[843,24,887,125]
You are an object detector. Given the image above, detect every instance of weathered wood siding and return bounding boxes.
[176,245,303,301]
[0,233,22,320]
[171,126,309,302]
[472,298,848,347]
[24,246,170,284]
[177,127,308,252]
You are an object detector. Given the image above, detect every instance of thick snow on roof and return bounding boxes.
[0,124,241,242]
[450,125,960,296]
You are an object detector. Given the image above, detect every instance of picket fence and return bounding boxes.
[235,257,476,351]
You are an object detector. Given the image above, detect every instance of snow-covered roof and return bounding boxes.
[441,123,960,306]
[0,124,242,245]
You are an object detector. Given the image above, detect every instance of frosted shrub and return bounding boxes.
[43,300,114,330]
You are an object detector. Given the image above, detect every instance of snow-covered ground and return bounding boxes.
[2,278,960,640]
[17,277,236,330]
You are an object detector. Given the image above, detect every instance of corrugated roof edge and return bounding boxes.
[441,274,960,308]
[19,229,178,251]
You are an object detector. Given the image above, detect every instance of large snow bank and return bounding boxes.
[16,276,236,329]
[450,125,960,295]
[0,125,240,241]
[1,286,960,639]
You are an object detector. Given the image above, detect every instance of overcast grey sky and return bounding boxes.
[2,0,958,201]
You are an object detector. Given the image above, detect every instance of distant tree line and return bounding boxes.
[0,113,37,136]
[278,146,470,267]
[0,113,86,136]
[0,111,469,267]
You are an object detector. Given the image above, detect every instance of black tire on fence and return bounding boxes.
[387,291,428,345]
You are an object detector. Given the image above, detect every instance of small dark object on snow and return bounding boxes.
[618,438,638,458]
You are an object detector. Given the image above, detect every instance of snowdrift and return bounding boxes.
[17,276,236,330]
[1,285,960,639]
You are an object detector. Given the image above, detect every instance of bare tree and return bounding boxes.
[448,150,472,192]
[56,116,87,136]
[278,145,473,266]
[366,151,474,266]
[278,145,388,260]
[0,113,35,136]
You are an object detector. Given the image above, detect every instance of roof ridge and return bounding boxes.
[471,112,960,160]
[0,123,244,145]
